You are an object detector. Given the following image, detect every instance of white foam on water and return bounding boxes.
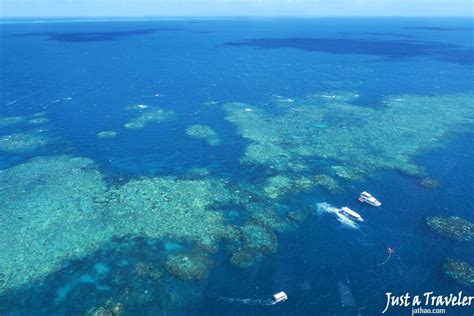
[316,202,359,230]
[219,297,277,306]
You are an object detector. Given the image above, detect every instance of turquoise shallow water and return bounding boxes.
[0,17,474,315]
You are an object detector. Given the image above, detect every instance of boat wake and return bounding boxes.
[316,202,359,230]
[218,297,277,306]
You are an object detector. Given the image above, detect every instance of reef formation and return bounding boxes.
[444,259,474,288]
[224,93,474,190]
[0,129,51,153]
[1,92,474,301]
[164,252,213,281]
[185,125,221,146]
[96,131,118,139]
[124,108,175,129]
[426,216,474,241]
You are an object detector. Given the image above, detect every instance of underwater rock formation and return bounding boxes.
[426,216,474,241]
[0,130,51,153]
[97,130,118,139]
[164,252,213,281]
[444,259,474,288]
[124,108,175,129]
[185,125,221,146]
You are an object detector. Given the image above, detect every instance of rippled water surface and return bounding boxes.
[0,17,473,315]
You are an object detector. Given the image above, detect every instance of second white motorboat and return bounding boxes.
[358,191,381,207]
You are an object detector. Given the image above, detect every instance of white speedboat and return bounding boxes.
[339,207,364,222]
[358,191,381,207]
[273,291,288,304]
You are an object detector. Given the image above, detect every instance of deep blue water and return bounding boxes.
[0,17,474,315]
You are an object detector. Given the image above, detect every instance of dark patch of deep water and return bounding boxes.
[0,18,474,315]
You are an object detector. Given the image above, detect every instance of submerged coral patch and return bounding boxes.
[0,116,24,128]
[240,223,277,254]
[97,130,118,139]
[185,125,221,146]
[444,259,474,288]
[0,130,51,153]
[124,108,175,129]
[426,216,474,241]
[164,252,213,281]
[28,117,49,125]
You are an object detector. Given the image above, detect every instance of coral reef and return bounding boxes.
[0,130,51,153]
[0,156,112,294]
[164,252,213,281]
[230,248,260,269]
[240,223,277,254]
[124,108,175,129]
[0,154,244,293]
[287,210,306,223]
[133,262,163,281]
[28,117,49,125]
[228,222,278,269]
[263,175,292,199]
[97,130,118,139]
[0,116,24,127]
[426,216,474,241]
[420,177,441,188]
[86,300,124,316]
[250,207,290,232]
[314,174,341,192]
[185,125,221,146]
[444,259,474,288]
[105,176,236,244]
[224,93,474,182]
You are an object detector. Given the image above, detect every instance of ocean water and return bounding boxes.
[0,17,473,315]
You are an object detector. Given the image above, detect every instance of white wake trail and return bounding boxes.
[316,202,359,230]
[218,297,277,305]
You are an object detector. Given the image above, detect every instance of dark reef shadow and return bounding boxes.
[11,28,182,42]
[224,37,474,64]
[363,32,414,38]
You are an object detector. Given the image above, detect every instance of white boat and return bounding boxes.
[339,207,364,222]
[273,291,288,304]
[358,191,381,207]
